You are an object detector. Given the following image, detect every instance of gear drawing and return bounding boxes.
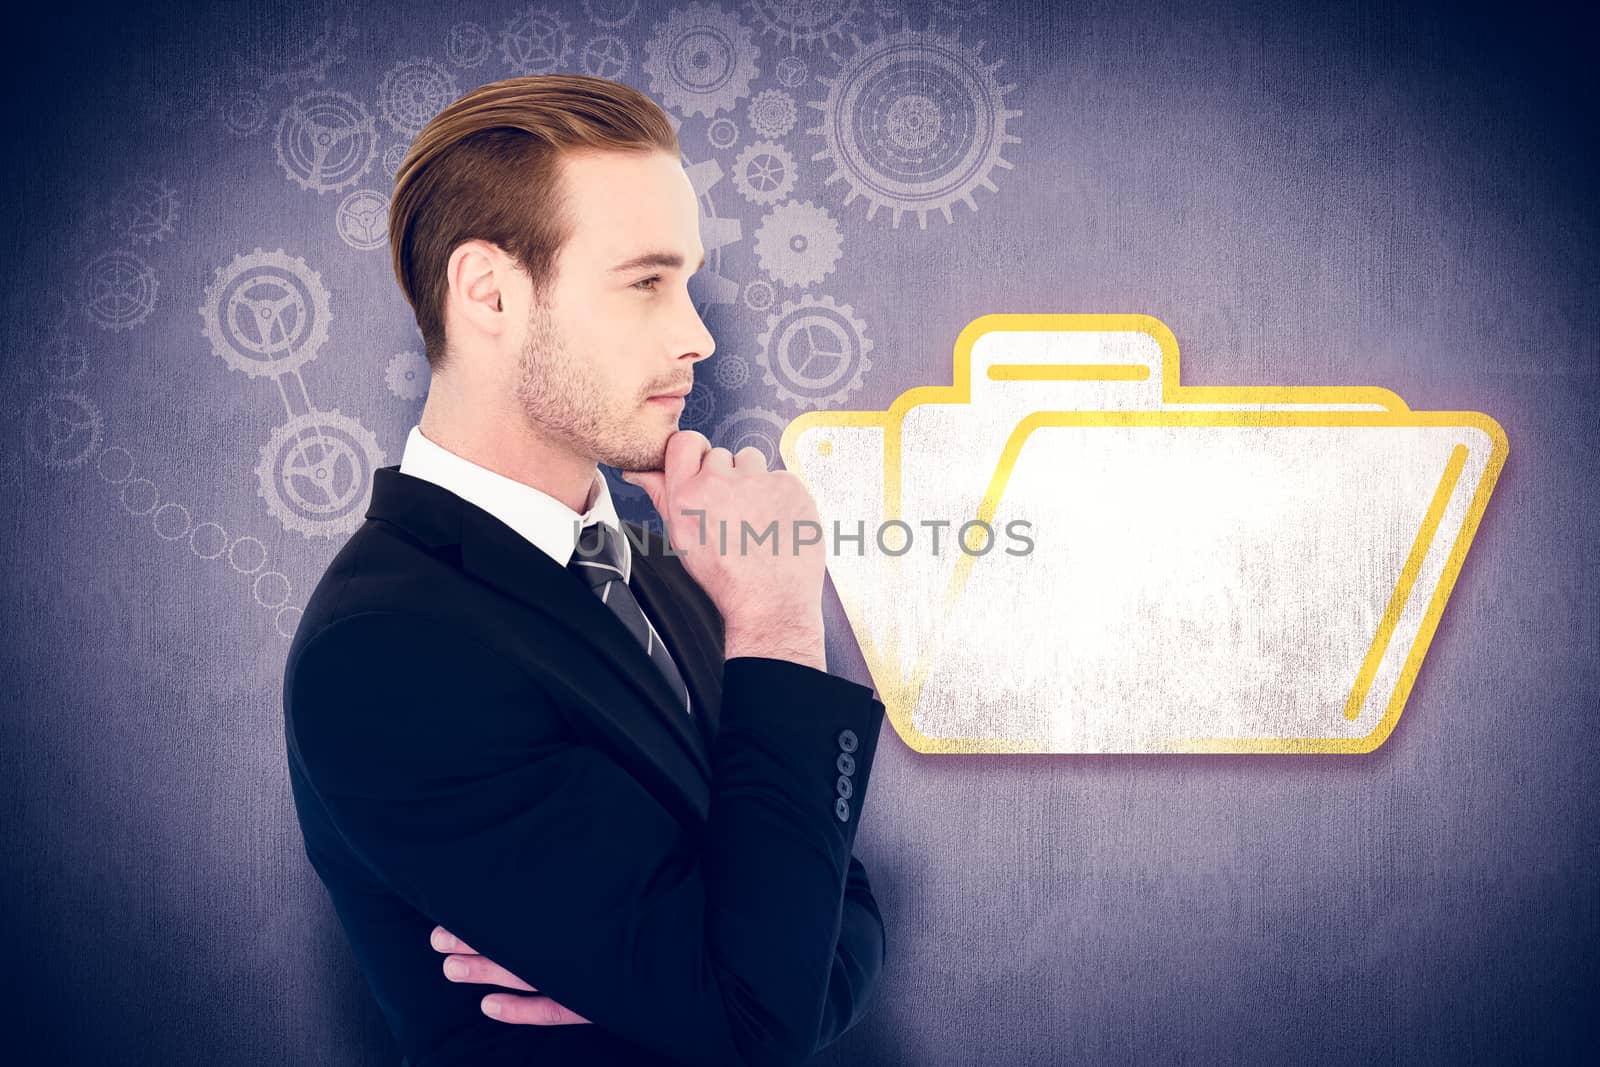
[199,248,333,379]
[707,117,740,150]
[746,88,798,138]
[775,55,808,87]
[38,336,89,384]
[743,0,863,53]
[255,408,385,539]
[805,24,1023,228]
[500,6,575,75]
[446,21,492,68]
[709,405,789,467]
[25,391,103,470]
[385,349,430,400]
[713,352,751,389]
[377,57,458,137]
[681,379,717,432]
[581,34,631,79]
[223,92,269,136]
[383,142,409,178]
[583,0,639,28]
[80,250,159,332]
[754,293,872,410]
[274,90,379,195]
[731,140,799,205]
[108,177,181,245]
[752,199,843,288]
[335,189,389,250]
[742,279,775,311]
[642,2,760,119]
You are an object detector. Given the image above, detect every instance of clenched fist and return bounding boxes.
[621,430,826,671]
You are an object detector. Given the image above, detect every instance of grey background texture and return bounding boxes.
[2,0,1596,1063]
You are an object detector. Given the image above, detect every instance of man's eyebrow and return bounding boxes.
[608,250,708,274]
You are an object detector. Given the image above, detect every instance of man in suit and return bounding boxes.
[282,75,889,1066]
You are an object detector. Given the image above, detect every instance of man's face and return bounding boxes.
[513,147,714,474]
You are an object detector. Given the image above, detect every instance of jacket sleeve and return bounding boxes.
[285,609,888,1067]
[810,854,887,1053]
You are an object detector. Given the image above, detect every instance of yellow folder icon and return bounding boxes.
[780,313,1507,754]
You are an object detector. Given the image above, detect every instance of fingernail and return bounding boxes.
[445,960,468,979]
[483,998,502,1017]
[435,931,455,950]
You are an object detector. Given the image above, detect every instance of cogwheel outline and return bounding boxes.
[25,390,103,470]
[713,352,751,389]
[223,92,270,137]
[255,408,386,539]
[580,33,632,79]
[198,247,333,379]
[707,116,740,150]
[743,0,864,53]
[680,152,746,314]
[335,189,390,251]
[274,90,379,195]
[501,6,575,75]
[446,21,493,68]
[79,250,159,332]
[709,405,790,467]
[731,140,799,205]
[752,199,844,288]
[754,293,872,410]
[377,57,458,137]
[642,2,761,119]
[109,177,181,245]
[742,279,775,311]
[583,0,639,28]
[382,142,409,178]
[746,87,798,138]
[385,350,430,400]
[805,23,1024,228]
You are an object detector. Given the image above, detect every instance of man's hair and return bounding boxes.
[388,75,680,373]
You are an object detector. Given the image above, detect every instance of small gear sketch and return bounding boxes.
[199,248,333,379]
[732,140,799,205]
[255,409,385,539]
[223,92,270,136]
[707,117,739,150]
[642,2,761,119]
[377,57,458,138]
[275,90,379,195]
[775,56,808,88]
[445,21,492,68]
[746,88,798,138]
[500,6,575,75]
[108,177,181,245]
[38,336,90,384]
[236,16,357,90]
[678,374,716,428]
[583,0,639,28]
[713,352,751,389]
[25,391,103,470]
[385,350,430,400]
[80,250,159,332]
[580,34,631,79]
[752,199,844,288]
[806,24,1023,228]
[754,293,872,410]
[710,405,788,467]
[383,142,409,178]
[742,279,775,311]
[745,0,864,53]
[336,189,389,250]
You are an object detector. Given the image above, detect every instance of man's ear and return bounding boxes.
[446,240,510,338]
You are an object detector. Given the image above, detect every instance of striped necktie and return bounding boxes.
[567,520,692,718]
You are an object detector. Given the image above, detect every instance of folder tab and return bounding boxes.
[780,314,1507,754]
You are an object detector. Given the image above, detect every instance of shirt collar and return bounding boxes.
[398,424,630,581]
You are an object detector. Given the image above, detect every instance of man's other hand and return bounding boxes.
[431,925,593,1025]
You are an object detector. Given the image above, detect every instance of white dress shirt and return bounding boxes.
[398,424,632,581]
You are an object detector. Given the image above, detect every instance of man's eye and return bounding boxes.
[633,275,661,292]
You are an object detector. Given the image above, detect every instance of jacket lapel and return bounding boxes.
[364,466,714,792]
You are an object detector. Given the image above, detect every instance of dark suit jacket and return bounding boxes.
[282,464,889,1066]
